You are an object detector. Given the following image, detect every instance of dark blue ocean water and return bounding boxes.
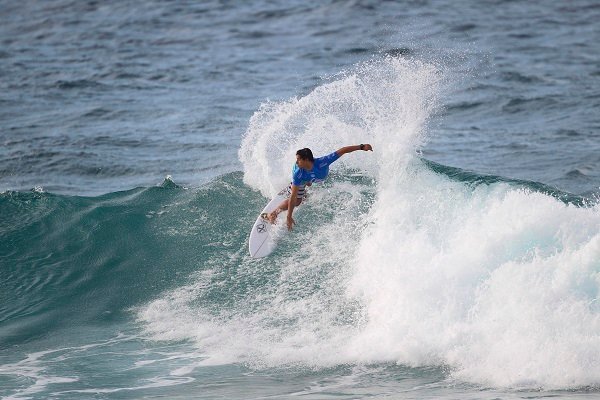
[1,1,600,399]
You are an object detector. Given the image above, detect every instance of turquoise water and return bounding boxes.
[2,1,600,398]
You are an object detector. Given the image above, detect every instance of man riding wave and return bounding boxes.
[264,143,373,230]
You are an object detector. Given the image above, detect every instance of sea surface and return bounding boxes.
[1,1,600,399]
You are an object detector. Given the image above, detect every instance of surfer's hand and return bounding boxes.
[362,143,373,151]
[286,216,295,231]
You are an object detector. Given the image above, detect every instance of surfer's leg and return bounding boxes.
[265,200,286,223]
[266,185,304,223]
[266,198,303,223]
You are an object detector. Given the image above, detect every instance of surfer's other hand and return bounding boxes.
[286,216,295,231]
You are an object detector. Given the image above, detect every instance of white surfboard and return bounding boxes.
[248,186,290,258]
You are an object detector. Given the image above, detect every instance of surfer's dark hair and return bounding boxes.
[296,148,314,162]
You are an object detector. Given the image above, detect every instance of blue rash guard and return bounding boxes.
[292,151,340,186]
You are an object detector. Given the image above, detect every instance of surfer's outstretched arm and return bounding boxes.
[335,143,373,157]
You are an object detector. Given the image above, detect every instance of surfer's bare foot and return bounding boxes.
[261,212,278,224]
[267,211,278,224]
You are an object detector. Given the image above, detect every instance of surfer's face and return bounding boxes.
[296,155,313,170]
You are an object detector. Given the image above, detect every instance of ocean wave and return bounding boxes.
[3,57,599,392]
[138,57,600,389]
[2,155,599,390]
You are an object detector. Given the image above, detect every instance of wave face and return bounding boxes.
[0,176,259,345]
[136,58,600,389]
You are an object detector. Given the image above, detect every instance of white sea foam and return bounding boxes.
[348,167,600,388]
[238,56,439,195]
[138,57,600,389]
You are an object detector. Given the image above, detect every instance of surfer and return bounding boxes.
[265,144,373,230]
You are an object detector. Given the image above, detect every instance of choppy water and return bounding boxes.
[1,1,600,399]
